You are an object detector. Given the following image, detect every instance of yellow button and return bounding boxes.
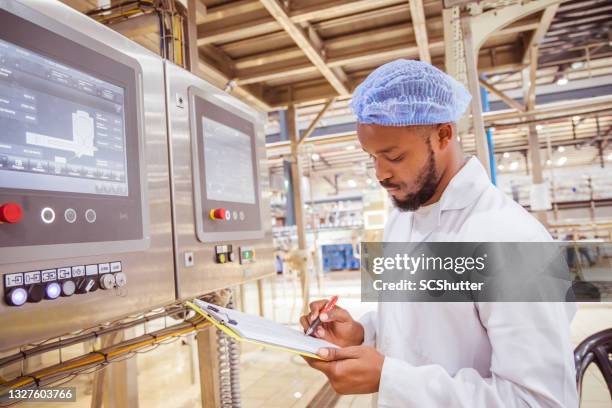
[219,254,226,263]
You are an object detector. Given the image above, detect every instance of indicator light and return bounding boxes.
[45,282,61,299]
[7,287,27,306]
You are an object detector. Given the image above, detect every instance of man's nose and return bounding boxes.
[375,160,392,182]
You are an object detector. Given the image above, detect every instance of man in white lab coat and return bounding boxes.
[300,60,578,407]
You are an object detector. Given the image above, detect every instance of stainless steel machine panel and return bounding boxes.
[164,61,274,299]
[0,0,175,351]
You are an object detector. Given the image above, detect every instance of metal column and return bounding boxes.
[462,16,492,178]
[523,46,548,225]
[287,104,310,315]
[197,327,221,408]
[480,80,497,185]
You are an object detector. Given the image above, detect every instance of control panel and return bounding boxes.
[164,61,274,300]
[190,90,264,242]
[0,9,146,260]
[0,1,175,351]
[3,262,125,306]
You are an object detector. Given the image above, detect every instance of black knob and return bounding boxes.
[27,284,44,303]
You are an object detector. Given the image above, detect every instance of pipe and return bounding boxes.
[480,76,497,185]
[0,305,186,369]
[0,317,210,394]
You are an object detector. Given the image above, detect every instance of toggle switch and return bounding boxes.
[76,277,99,294]
[0,202,23,224]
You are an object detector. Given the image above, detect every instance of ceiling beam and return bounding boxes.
[258,0,349,96]
[290,0,403,24]
[235,47,305,70]
[523,45,539,112]
[234,39,446,86]
[298,98,336,145]
[197,16,279,45]
[479,62,529,75]
[235,36,520,97]
[187,0,202,73]
[479,78,526,112]
[234,23,414,71]
[201,45,236,77]
[484,95,612,123]
[237,63,317,85]
[470,0,562,51]
[265,81,338,108]
[329,39,446,67]
[408,0,431,63]
[200,0,263,23]
[195,59,271,112]
[198,0,540,49]
[522,4,559,64]
[200,0,404,25]
[194,0,207,17]
[228,14,538,72]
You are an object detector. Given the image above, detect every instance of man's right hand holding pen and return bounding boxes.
[299,299,384,395]
[299,298,364,347]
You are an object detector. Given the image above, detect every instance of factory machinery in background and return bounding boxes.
[0,1,274,406]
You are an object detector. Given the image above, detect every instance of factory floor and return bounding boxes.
[11,271,612,408]
[239,271,612,408]
[136,271,611,408]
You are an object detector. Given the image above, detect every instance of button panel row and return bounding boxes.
[4,262,122,288]
[209,208,246,222]
[3,261,125,307]
[40,207,97,224]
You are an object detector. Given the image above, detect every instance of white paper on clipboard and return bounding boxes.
[191,299,338,357]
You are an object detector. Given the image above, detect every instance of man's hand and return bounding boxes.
[299,300,364,347]
[304,346,384,395]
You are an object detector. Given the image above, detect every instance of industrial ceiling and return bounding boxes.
[61,0,612,180]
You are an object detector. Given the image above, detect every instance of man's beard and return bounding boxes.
[383,142,439,212]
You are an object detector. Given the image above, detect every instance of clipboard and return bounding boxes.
[186,299,338,360]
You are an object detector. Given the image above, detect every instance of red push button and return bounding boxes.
[210,208,227,220]
[0,202,23,224]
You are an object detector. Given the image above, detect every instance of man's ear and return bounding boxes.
[437,123,454,149]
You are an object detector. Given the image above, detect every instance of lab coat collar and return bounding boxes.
[438,156,491,212]
[409,157,490,239]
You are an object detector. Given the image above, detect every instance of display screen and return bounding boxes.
[0,38,128,196]
[203,117,255,204]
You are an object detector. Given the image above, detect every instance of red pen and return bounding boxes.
[305,296,339,337]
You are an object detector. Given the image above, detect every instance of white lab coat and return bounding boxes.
[361,157,578,407]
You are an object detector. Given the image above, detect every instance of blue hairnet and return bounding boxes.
[350,59,472,126]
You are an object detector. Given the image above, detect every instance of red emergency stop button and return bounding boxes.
[0,202,23,224]
[210,208,227,220]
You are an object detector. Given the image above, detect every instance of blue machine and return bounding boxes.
[321,244,360,272]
